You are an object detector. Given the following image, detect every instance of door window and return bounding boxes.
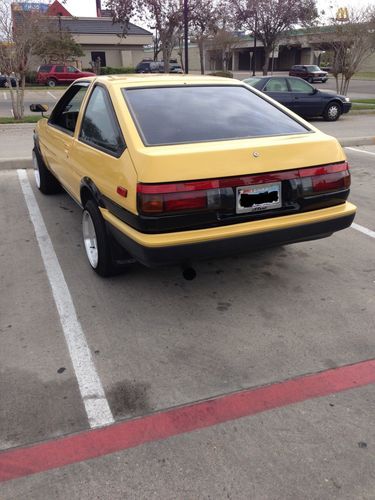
[67,66,78,73]
[48,84,89,134]
[79,85,125,156]
[288,79,313,93]
[55,66,64,73]
[263,78,288,92]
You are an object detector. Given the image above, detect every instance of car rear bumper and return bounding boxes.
[342,102,352,114]
[102,202,356,267]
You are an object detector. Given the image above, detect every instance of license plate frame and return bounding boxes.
[236,182,282,214]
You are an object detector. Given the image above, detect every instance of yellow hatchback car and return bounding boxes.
[32,75,356,277]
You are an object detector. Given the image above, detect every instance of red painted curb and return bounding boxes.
[1,359,375,482]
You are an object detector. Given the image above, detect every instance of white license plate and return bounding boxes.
[236,182,282,214]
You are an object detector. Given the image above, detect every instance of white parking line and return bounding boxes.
[346,147,375,157]
[17,169,114,429]
[352,222,375,239]
[47,91,57,100]
[3,92,7,100]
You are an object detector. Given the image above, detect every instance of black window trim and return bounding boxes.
[123,83,312,147]
[47,81,91,137]
[78,83,126,159]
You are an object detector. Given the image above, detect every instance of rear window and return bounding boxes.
[38,65,53,73]
[123,85,309,146]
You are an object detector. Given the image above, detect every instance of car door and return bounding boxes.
[53,65,65,84]
[287,78,323,117]
[65,65,80,83]
[67,84,130,205]
[40,83,90,199]
[262,78,293,110]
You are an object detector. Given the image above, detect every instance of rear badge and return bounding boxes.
[252,151,260,158]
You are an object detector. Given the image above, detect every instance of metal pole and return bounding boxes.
[184,0,189,74]
[252,13,257,76]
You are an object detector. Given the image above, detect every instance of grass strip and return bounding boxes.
[0,115,42,124]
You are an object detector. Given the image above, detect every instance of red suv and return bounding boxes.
[289,65,328,83]
[37,64,95,87]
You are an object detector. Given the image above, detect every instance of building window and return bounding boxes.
[91,52,106,67]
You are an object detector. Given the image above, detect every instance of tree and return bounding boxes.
[108,0,183,72]
[210,28,239,71]
[33,24,84,64]
[325,6,375,95]
[190,0,220,74]
[0,0,47,119]
[233,0,318,75]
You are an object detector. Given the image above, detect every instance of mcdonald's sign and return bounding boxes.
[336,7,349,21]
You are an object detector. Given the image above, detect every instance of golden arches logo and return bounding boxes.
[336,7,349,21]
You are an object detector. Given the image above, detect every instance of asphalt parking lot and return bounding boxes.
[0,145,374,498]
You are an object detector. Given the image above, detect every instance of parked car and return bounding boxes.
[135,60,162,73]
[0,75,18,87]
[30,75,356,277]
[136,60,184,74]
[244,76,351,121]
[289,65,328,83]
[36,65,95,87]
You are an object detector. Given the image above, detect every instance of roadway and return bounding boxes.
[0,76,374,117]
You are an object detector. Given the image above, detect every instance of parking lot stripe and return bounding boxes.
[1,357,374,483]
[3,92,7,100]
[47,91,57,100]
[346,147,375,157]
[352,222,375,239]
[16,169,114,429]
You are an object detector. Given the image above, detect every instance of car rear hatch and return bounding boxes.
[122,82,350,233]
[130,133,350,233]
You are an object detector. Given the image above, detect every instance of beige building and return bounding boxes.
[157,28,375,74]
[57,17,152,69]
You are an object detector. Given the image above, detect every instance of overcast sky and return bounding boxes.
[63,0,373,20]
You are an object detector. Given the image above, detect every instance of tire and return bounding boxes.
[47,78,57,88]
[323,102,342,121]
[82,200,114,277]
[33,149,61,194]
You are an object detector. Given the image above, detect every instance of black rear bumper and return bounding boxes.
[108,212,355,268]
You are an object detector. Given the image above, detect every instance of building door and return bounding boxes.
[91,51,107,67]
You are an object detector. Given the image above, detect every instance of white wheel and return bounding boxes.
[82,210,99,269]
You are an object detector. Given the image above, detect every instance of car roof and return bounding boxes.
[75,74,244,89]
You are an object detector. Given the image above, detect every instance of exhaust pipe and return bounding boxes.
[182,266,197,281]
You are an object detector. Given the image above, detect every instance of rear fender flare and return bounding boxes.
[80,178,105,208]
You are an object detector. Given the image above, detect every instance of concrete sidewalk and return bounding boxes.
[0,115,374,170]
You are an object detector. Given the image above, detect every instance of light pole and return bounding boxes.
[184,0,189,74]
[252,12,257,76]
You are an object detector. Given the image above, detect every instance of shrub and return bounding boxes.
[100,66,135,75]
[208,71,233,78]
[25,70,38,84]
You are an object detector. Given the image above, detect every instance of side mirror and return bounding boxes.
[30,104,49,117]
[312,88,318,94]
[30,104,49,113]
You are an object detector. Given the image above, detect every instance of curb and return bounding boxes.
[339,136,375,147]
[0,158,33,170]
[1,136,374,171]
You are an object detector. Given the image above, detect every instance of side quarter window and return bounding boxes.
[79,85,126,157]
[48,84,89,134]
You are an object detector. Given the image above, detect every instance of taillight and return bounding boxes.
[137,162,350,215]
[299,162,350,195]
